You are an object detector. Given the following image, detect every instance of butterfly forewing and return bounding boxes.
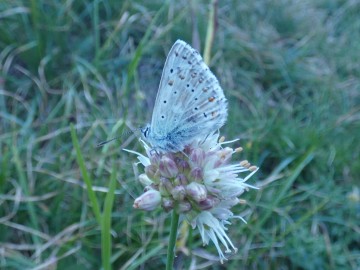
[149,40,227,151]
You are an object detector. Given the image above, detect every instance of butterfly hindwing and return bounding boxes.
[149,40,228,151]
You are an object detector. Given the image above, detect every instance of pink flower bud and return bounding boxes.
[198,196,220,210]
[177,159,190,172]
[159,177,173,196]
[186,182,207,202]
[159,156,178,178]
[174,173,188,186]
[171,185,186,201]
[162,198,174,212]
[190,148,206,165]
[150,154,161,165]
[176,200,192,213]
[190,167,203,182]
[145,165,158,179]
[133,189,161,211]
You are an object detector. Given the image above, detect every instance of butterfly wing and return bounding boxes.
[149,40,227,151]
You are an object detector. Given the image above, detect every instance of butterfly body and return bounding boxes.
[142,40,227,152]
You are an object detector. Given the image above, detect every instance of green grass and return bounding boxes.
[0,0,359,269]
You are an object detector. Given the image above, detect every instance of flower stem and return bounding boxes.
[166,210,180,270]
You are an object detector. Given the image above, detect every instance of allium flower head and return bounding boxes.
[124,132,258,263]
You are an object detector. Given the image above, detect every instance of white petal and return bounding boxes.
[123,149,151,166]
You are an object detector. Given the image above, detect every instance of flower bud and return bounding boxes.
[198,196,220,210]
[177,159,190,172]
[173,173,188,186]
[183,145,192,155]
[133,189,161,211]
[150,154,161,165]
[162,198,174,212]
[171,185,186,201]
[165,152,175,160]
[145,165,158,179]
[190,167,203,182]
[176,200,192,213]
[159,177,173,196]
[190,148,205,165]
[186,182,207,202]
[159,156,178,178]
[139,174,153,187]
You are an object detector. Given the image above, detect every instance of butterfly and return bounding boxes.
[141,40,228,152]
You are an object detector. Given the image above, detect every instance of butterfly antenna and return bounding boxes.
[96,137,122,147]
[96,127,141,147]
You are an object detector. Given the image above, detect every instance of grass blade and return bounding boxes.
[101,163,117,270]
[12,144,41,246]
[256,148,315,230]
[70,123,101,224]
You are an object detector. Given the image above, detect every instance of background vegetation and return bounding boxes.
[0,0,359,269]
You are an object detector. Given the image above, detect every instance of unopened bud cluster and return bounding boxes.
[133,144,257,213]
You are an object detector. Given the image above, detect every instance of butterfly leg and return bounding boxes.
[149,148,160,156]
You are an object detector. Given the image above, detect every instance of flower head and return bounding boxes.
[124,132,258,263]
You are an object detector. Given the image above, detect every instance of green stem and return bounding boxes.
[166,210,180,270]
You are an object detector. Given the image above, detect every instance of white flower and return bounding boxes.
[124,133,258,263]
[191,211,237,263]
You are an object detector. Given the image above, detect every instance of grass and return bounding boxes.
[0,0,359,269]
